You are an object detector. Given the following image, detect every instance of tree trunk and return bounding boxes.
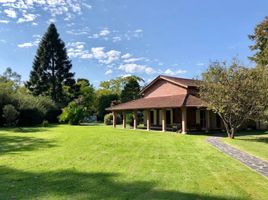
[222,120,235,139]
[227,127,235,139]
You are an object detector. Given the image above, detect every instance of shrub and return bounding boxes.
[126,112,142,127]
[59,101,86,125]
[104,113,122,125]
[18,108,44,126]
[42,120,49,127]
[2,104,19,127]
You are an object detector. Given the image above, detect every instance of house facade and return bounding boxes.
[106,75,224,133]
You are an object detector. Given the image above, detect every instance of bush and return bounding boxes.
[42,120,49,127]
[104,113,122,125]
[2,104,19,127]
[59,101,86,125]
[18,108,44,126]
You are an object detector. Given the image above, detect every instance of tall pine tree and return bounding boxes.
[26,23,75,106]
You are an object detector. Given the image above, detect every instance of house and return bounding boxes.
[106,75,224,133]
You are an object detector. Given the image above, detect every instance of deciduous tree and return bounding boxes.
[200,60,268,138]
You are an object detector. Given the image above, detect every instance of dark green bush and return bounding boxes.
[42,120,49,127]
[104,113,122,125]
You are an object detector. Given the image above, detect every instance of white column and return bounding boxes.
[112,111,116,128]
[161,109,166,132]
[146,110,151,131]
[181,107,187,134]
[133,110,137,130]
[122,111,126,129]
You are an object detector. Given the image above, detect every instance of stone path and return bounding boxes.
[207,137,268,178]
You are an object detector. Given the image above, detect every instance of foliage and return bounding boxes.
[120,78,141,103]
[26,23,76,106]
[99,75,144,95]
[42,120,49,127]
[0,68,58,126]
[59,97,87,125]
[2,104,19,127]
[96,93,119,121]
[249,16,268,66]
[104,113,122,125]
[200,60,268,138]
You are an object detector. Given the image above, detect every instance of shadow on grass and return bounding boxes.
[0,134,56,154]
[236,136,268,144]
[0,166,242,200]
[0,125,58,133]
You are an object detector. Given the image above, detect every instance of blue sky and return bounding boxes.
[0,0,267,86]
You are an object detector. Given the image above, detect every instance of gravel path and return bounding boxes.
[207,137,268,178]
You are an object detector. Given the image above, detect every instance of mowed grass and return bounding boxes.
[223,131,268,161]
[0,125,267,200]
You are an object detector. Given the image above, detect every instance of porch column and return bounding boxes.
[181,107,187,134]
[161,109,166,132]
[122,111,126,129]
[112,111,116,128]
[133,110,137,130]
[146,109,151,131]
[206,110,210,132]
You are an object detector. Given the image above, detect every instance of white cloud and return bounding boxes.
[17,42,34,48]
[99,29,110,36]
[4,8,16,18]
[105,69,113,75]
[89,28,110,39]
[0,19,9,23]
[17,13,37,23]
[196,62,205,66]
[135,29,143,33]
[163,69,187,76]
[91,47,121,64]
[0,0,91,23]
[123,57,144,63]
[112,36,122,42]
[67,42,92,59]
[121,53,132,59]
[119,63,154,75]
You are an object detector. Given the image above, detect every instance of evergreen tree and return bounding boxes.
[26,23,75,106]
[120,78,140,103]
[249,16,268,66]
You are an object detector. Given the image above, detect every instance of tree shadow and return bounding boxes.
[0,166,243,200]
[0,135,56,154]
[0,127,49,133]
[236,137,268,144]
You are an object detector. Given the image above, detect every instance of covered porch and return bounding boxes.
[107,94,223,133]
[111,107,222,133]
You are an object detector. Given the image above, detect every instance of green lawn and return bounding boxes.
[223,131,268,161]
[0,125,267,200]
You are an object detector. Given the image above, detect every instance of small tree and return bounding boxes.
[200,60,268,138]
[2,104,19,127]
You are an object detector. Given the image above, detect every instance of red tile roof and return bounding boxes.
[106,94,205,111]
